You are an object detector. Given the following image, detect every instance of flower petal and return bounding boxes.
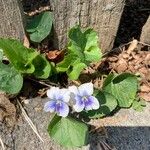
[78,82,93,96]
[68,86,79,104]
[85,96,100,110]
[60,88,70,102]
[68,86,78,95]
[47,87,60,100]
[73,95,85,112]
[56,102,69,117]
[44,101,56,112]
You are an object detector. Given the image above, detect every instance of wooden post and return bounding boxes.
[140,16,150,45]
[0,0,25,41]
[50,0,125,52]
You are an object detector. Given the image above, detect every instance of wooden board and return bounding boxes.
[49,0,125,52]
[140,16,150,44]
[0,0,25,41]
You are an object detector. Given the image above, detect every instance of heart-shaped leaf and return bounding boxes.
[48,115,89,147]
[0,63,23,94]
[68,26,102,63]
[103,73,138,108]
[32,55,51,79]
[26,11,53,43]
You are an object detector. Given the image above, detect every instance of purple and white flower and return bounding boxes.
[44,87,70,117]
[69,83,100,112]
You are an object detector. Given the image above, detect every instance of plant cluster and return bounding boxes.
[0,11,145,148]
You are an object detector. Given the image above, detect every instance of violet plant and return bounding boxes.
[44,27,140,148]
[69,83,100,112]
[0,23,141,148]
[44,83,100,117]
[45,82,101,147]
[44,87,70,117]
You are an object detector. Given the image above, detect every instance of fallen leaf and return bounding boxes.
[116,59,128,72]
[122,53,129,59]
[145,54,150,66]
[0,93,16,127]
[47,50,64,63]
[108,56,118,62]
[116,63,128,73]
[139,92,150,102]
[127,39,138,54]
[140,84,150,92]
[139,67,148,75]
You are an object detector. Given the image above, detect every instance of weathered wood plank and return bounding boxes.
[50,0,125,52]
[0,0,25,41]
[140,16,150,44]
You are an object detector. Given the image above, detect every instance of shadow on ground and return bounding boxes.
[89,126,150,150]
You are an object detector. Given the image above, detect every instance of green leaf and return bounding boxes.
[26,11,53,43]
[48,115,89,147]
[84,29,102,62]
[67,61,87,80]
[56,53,87,80]
[68,26,102,63]
[56,53,77,72]
[0,38,51,79]
[132,98,146,112]
[0,63,23,94]
[56,26,102,80]
[103,73,138,108]
[32,55,51,79]
[0,49,3,61]
[0,38,38,74]
[82,91,118,118]
[103,73,116,87]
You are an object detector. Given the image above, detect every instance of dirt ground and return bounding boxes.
[1,97,150,150]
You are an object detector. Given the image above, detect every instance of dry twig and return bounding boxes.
[0,135,5,150]
[17,100,44,143]
[27,77,58,87]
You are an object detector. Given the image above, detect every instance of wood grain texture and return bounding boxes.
[0,0,25,41]
[140,16,150,44]
[50,0,125,52]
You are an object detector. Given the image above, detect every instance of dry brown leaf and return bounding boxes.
[116,63,128,73]
[108,56,118,62]
[127,39,138,54]
[140,84,150,92]
[115,58,128,72]
[139,67,148,75]
[23,35,30,48]
[145,54,150,66]
[0,93,16,126]
[47,50,64,63]
[139,92,150,102]
[122,53,129,59]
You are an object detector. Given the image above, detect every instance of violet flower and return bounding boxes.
[69,83,100,112]
[44,87,70,117]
